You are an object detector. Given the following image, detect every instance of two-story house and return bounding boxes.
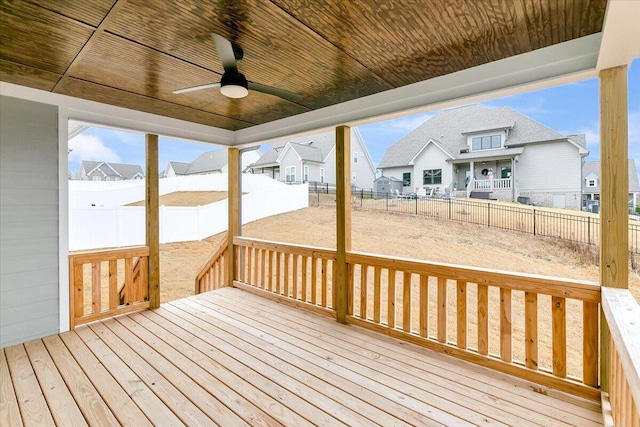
[582,159,640,213]
[163,148,261,178]
[378,104,589,208]
[248,128,376,190]
[78,160,144,181]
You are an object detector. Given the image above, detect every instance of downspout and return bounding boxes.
[511,157,515,202]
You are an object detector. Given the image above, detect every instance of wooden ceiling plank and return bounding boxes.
[51,0,129,92]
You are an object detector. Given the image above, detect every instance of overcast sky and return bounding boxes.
[69,59,640,176]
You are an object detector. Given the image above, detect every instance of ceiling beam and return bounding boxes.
[597,0,640,70]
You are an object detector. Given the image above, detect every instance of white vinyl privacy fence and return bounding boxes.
[69,175,308,250]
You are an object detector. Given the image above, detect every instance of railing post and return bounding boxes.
[335,126,351,324]
[448,197,452,219]
[487,203,491,227]
[145,134,160,309]
[533,209,537,236]
[228,148,240,288]
[599,65,629,393]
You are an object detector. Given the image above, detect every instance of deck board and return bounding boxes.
[1,287,603,426]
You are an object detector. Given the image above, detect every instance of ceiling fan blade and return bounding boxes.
[172,83,221,94]
[248,82,304,103]
[212,33,238,73]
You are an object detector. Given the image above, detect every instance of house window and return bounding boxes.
[353,154,358,163]
[403,172,411,187]
[352,172,356,181]
[285,166,296,183]
[501,167,511,179]
[423,169,442,185]
[471,134,501,150]
[92,175,100,181]
[586,178,597,187]
[303,165,309,183]
[320,168,325,183]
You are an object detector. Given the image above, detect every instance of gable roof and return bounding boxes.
[378,104,583,168]
[583,159,640,193]
[81,160,144,179]
[251,130,351,167]
[187,150,228,174]
[167,161,192,175]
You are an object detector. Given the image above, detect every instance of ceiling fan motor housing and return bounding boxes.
[220,71,249,98]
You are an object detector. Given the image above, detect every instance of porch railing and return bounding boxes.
[227,236,601,400]
[195,237,229,294]
[69,246,149,328]
[232,237,336,316]
[601,287,640,426]
[472,177,511,190]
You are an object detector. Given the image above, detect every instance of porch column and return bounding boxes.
[228,147,240,287]
[511,157,516,202]
[599,65,629,392]
[145,134,160,309]
[335,125,351,323]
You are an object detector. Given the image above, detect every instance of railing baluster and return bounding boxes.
[276,252,282,295]
[419,275,428,337]
[552,296,567,377]
[243,247,249,284]
[500,288,512,362]
[311,257,317,305]
[361,265,368,319]
[124,257,133,304]
[373,267,381,323]
[583,301,599,387]
[284,252,290,297]
[388,269,396,328]
[478,283,488,355]
[301,256,308,302]
[91,262,101,314]
[403,272,411,332]
[437,277,446,343]
[321,258,328,307]
[74,263,84,317]
[109,260,118,309]
[457,280,466,349]
[348,263,354,315]
[525,292,538,369]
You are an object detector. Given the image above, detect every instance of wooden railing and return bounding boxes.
[233,237,336,316]
[601,287,640,426]
[69,246,149,328]
[195,237,229,294]
[228,237,601,400]
[345,252,601,400]
[473,177,511,190]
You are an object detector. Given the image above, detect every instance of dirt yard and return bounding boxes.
[161,206,640,303]
[127,191,229,206]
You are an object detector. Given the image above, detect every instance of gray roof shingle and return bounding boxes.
[582,159,640,193]
[378,104,574,168]
[187,149,228,174]
[82,160,144,179]
[251,131,338,167]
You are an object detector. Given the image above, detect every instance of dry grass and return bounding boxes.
[126,191,229,206]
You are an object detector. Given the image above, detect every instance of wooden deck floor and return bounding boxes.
[2,287,603,426]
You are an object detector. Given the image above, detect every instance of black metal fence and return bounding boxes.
[309,188,640,255]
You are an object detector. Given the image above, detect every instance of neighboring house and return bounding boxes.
[378,104,589,209]
[582,159,640,212]
[79,160,144,181]
[163,148,261,178]
[248,128,376,190]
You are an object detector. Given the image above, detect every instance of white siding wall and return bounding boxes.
[517,143,582,192]
[351,133,376,190]
[279,148,301,182]
[1,96,60,347]
[323,146,337,185]
[412,143,453,193]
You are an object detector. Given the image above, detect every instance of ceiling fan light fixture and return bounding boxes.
[220,71,249,98]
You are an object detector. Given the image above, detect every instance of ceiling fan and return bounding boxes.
[173,33,303,103]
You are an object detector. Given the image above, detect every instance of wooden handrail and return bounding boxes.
[601,287,640,425]
[234,237,337,260]
[69,246,149,329]
[196,236,229,283]
[347,251,601,302]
